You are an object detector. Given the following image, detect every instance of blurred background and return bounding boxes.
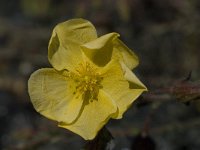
[0,0,200,149]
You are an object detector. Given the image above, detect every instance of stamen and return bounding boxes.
[68,62,103,102]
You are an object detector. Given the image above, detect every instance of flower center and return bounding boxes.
[67,62,102,102]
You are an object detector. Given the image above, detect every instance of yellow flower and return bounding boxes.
[28,19,147,140]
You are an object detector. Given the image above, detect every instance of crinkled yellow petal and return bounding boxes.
[100,60,146,119]
[28,68,84,124]
[113,38,139,70]
[81,33,119,67]
[48,19,97,71]
[58,89,117,140]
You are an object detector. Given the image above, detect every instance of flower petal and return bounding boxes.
[58,89,117,140]
[112,38,139,70]
[100,60,146,119]
[81,33,119,66]
[48,19,97,71]
[120,62,147,89]
[28,68,84,124]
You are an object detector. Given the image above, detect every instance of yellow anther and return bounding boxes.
[69,61,103,101]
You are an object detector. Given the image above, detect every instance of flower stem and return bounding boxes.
[84,126,114,150]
